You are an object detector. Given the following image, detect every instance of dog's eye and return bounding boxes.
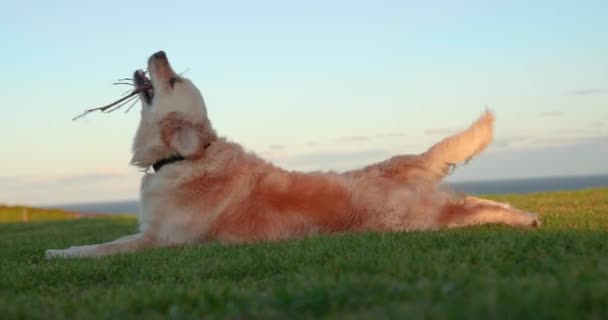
[169,77,178,88]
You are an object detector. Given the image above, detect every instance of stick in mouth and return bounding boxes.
[72,70,153,121]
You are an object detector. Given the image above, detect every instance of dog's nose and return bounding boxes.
[153,51,166,59]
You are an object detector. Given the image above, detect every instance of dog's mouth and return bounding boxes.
[71,51,175,121]
[134,69,154,105]
[134,70,154,105]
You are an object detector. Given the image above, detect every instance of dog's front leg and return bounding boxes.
[439,197,540,229]
[45,233,156,259]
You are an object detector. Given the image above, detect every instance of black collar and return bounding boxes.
[151,142,214,172]
[152,154,185,172]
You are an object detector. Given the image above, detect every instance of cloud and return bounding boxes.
[260,150,289,161]
[335,136,370,143]
[375,132,406,139]
[306,141,320,147]
[267,144,286,150]
[592,121,604,127]
[526,133,608,149]
[334,132,406,143]
[280,149,392,172]
[532,136,589,147]
[553,129,586,135]
[492,140,510,148]
[570,88,608,96]
[540,111,563,117]
[491,135,532,149]
[424,128,457,135]
[492,133,607,150]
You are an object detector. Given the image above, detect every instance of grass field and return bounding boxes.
[1,188,607,319]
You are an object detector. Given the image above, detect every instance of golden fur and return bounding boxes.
[46,51,539,258]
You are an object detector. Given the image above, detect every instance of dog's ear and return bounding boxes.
[169,124,201,157]
[161,113,211,158]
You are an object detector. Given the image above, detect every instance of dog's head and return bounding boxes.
[131,51,216,169]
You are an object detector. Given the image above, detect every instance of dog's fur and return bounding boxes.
[46,51,539,258]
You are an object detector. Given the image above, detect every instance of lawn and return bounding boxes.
[1,188,607,319]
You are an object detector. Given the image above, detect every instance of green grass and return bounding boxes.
[1,188,607,319]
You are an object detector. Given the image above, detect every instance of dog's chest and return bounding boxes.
[139,194,209,244]
[138,172,238,244]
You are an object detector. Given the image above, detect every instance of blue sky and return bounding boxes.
[1,0,607,205]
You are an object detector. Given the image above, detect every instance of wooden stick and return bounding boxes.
[72,86,150,121]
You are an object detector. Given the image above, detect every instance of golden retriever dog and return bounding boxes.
[46,51,539,258]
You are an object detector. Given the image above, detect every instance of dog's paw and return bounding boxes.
[45,247,86,259]
[46,244,100,259]
[526,212,541,228]
[531,217,541,228]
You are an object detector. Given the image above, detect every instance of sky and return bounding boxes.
[0,0,607,205]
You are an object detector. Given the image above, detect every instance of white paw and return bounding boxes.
[45,245,97,259]
[45,249,68,259]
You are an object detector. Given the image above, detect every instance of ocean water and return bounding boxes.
[448,174,608,196]
[47,174,608,215]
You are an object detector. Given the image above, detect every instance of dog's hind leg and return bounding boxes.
[438,197,540,229]
[45,233,157,259]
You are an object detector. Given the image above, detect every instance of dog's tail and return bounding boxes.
[420,110,494,179]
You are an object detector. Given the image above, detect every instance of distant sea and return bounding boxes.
[46,174,608,215]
